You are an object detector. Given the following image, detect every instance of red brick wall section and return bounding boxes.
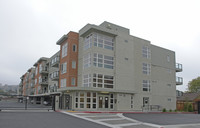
[59,31,79,88]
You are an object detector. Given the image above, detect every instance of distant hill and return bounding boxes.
[0,84,18,93]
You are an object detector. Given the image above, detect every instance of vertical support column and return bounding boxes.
[33,97,36,104]
[41,97,44,105]
[55,96,60,111]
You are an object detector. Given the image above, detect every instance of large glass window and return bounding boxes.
[83,53,91,68]
[61,62,67,74]
[142,46,151,59]
[83,74,91,87]
[84,34,92,50]
[93,73,114,88]
[62,43,68,58]
[93,53,114,69]
[39,64,42,73]
[94,33,114,50]
[142,63,151,75]
[143,80,150,92]
[60,79,66,88]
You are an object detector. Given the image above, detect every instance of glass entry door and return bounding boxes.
[99,96,109,109]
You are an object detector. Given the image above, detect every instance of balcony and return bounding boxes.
[51,57,59,67]
[176,63,183,72]
[176,77,183,85]
[31,74,35,79]
[39,67,49,74]
[39,79,48,85]
[51,71,59,81]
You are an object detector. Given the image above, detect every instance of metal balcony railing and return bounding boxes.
[51,71,59,81]
[39,79,48,85]
[176,77,183,85]
[176,63,183,72]
[51,57,59,67]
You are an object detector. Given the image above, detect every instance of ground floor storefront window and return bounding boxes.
[74,92,114,110]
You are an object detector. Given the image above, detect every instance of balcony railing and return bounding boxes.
[176,63,183,72]
[51,57,59,67]
[31,74,35,79]
[51,71,59,81]
[39,67,49,74]
[39,79,48,85]
[176,77,183,85]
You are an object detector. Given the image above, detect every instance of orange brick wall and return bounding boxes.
[59,31,79,88]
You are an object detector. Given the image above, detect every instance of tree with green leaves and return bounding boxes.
[188,77,200,92]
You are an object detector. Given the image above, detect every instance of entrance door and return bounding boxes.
[65,95,70,109]
[143,97,149,111]
[98,96,109,109]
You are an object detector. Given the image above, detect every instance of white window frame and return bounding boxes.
[83,53,91,69]
[61,62,67,74]
[62,43,68,58]
[72,61,76,69]
[60,79,66,88]
[142,63,151,75]
[142,80,150,92]
[82,74,91,87]
[71,78,76,86]
[142,46,151,59]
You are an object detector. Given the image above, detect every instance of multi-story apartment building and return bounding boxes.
[18,21,183,111]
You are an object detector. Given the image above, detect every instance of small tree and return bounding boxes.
[188,77,200,92]
[188,103,193,112]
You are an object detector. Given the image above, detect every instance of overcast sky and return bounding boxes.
[0,0,199,91]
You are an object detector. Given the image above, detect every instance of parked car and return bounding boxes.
[43,101,51,106]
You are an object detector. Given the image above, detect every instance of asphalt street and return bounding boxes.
[123,113,200,125]
[0,112,109,128]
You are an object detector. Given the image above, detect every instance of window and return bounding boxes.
[39,76,42,83]
[93,53,114,69]
[62,43,68,58]
[61,62,67,74]
[83,74,91,87]
[72,61,76,69]
[84,34,92,50]
[131,95,134,108]
[35,78,37,85]
[94,33,114,50]
[71,78,76,86]
[110,94,114,109]
[167,55,170,62]
[143,63,151,75]
[83,53,91,68]
[72,44,77,52]
[168,98,172,102]
[167,84,171,87]
[35,67,38,75]
[143,80,150,92]
[80,92,84,108]
[93,73,114,88]
[39,64,42,73]
[60,79,66,88]
[142,46,151,59]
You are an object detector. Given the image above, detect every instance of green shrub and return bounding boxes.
[169,109,172,112]
[174,109,177,112]
[183,103,189,112]
[188,104,193,112]
[162,108,166,112]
